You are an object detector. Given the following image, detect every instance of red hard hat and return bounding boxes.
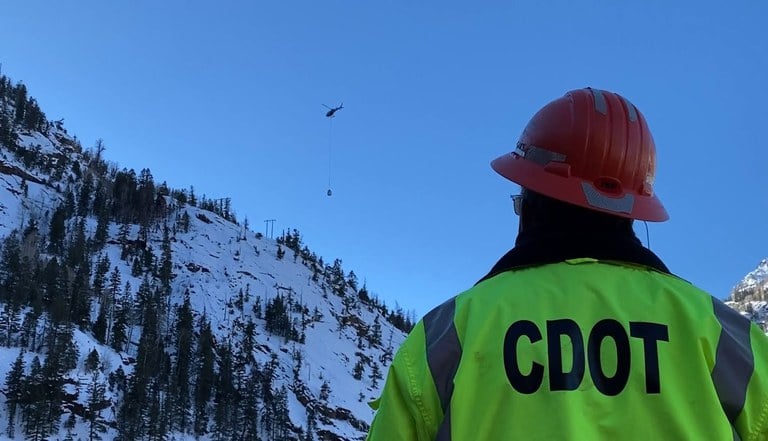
[492,88,668,222]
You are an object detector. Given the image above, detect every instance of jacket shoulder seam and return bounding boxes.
[402,333,435,438]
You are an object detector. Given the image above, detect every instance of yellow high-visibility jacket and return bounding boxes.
[367,258,768,440]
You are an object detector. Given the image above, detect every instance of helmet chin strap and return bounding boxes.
[643,220,651,250]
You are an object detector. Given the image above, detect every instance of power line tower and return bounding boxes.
[264,219,276,239]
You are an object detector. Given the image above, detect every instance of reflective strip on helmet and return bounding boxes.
[711,298,754,428]
[515,143,566,166]
[590,88,608,115]
[424,297,461,440]
[581,182,635,214]
[622,97,638,122]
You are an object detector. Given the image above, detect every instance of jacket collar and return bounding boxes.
[477,229,670,285]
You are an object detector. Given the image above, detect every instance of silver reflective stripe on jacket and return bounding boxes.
[712,298,754,438]
[424,298,462,441]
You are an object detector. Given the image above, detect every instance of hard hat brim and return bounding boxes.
[491,152,669,222]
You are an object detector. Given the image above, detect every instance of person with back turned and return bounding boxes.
[366,88,768,440]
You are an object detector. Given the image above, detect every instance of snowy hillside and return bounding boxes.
[0,73,409,440]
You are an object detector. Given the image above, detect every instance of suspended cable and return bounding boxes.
[327,116,333,196]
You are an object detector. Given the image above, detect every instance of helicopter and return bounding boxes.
[323,102,343,197]
[323,103,343,118]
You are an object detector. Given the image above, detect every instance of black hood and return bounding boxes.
[477,229,670,285]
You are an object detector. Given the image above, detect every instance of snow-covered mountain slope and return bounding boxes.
[0,129,74,236]
[727,259,768,330]
[731,259,768,302]
[0,74,408,440]
[169,204,406,438]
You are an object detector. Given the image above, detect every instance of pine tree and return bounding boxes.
[13,82,27,123]
[272,386,290,440]
[57,324,79,372]
[68,263,92,328]
[19,310,40,351]
[136,168,156,225]
[21,96,45,131]
[370,362,383,388]
[63,413,76,441]
[0,112,15,147]
[22,324,74,439]
[382,331,395,364]
[47,266,70,325]
[92,204,110,250]
[319,380,331,402]
[265,294,294,340]
[347,270,359,291]
[159,223,173,295]
[0,231,22,305]
[131,256,142,277]
[171,295,194,432]
[371,314,382,347]
[110,298,128,352]
[292,346,303,382]
[0,302,21,348]
[16,254,40,309]
[180,210,191,233]
[5,349,25,439]
[118,222,131,260]
[92,257,111,343]
[22,356,45,441]
[64,190,76,218]
[253,295,262,319]
[108,266,122,298]
[240,320,256,366]
[353,358,365,380]
[85,373,109,441]
[241,217,250,241]
[106,266,122,342]
[135,275,153,319]
[85,348,100,372]
[47,206,67,255]
[146,381,170,441]
[135,298,162,381]
[117,379,145,439]
[66,217,88,268]
[112,169,137,222]
[304,406,317,441]
[92,180,107,214]
[93,306,108,344]
[120,295,165,437]
[213,343,236,439]
[142,242,154,270]
[260,354,279,435]
[77,177,93,217]
[238,364,261,440]
[194,317,215,437]
[42,257,61,309]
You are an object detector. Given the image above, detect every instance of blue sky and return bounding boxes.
[1,1,766,317]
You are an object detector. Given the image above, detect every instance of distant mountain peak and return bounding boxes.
[731,258,768,302]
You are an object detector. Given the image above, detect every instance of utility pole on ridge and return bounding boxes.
[264,219,276,239]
